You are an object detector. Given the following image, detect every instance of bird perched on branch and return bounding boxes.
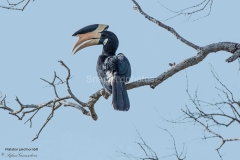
[72,24,131,111]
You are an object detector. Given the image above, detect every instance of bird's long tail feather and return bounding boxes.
[112,75,130,111]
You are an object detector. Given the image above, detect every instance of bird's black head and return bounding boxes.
[72,24,119,56]
[99,31,119,55]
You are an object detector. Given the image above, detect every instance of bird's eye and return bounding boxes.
[101,33,106,38]
[103,38,108,45]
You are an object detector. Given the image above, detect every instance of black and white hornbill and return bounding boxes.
[71,24,131,111]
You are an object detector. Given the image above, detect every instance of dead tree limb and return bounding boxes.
[127,0,240,91]
[164,67,240,159]
[1,0,240,142]
[158,0,213,21]
[155,67,240,159]
[0,0,32,11]
[0,61,110,141]
[118,128,186,160]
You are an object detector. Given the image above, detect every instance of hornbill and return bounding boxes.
[71,24,131,111]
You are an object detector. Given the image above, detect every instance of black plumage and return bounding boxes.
[72,24,131,111]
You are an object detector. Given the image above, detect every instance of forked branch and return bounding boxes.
[158,0,213,21]
[118,128,186,160]
[174,67,240,159]
[1,0,240,143]
[127,0,240,90]
[0,0,32,11]
[0,61,110,141]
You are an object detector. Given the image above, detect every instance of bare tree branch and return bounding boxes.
[1,0,239,144]
[0,60,110,141]
[132,0,200,50]
[158,0,213,21]
[0,0,32,11]
[161,128,187,160]
[126,42,240,91]
[155,67,240,159]
[126,0,240,91]
[181,67,240,159]
[118,128,186,160]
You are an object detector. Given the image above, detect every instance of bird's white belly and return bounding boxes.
[106,71,114,85]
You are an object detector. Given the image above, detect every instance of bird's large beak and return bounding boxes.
[72,24,108,54]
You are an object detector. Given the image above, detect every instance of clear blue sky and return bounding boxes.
[0,0,239,159]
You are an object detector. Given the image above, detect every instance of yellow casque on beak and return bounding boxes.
[72,24,108,54]
[72,32,101,54]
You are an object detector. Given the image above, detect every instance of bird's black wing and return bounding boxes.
[96,55,113,94]
[104,53,131,111]
[115,53,131,82]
